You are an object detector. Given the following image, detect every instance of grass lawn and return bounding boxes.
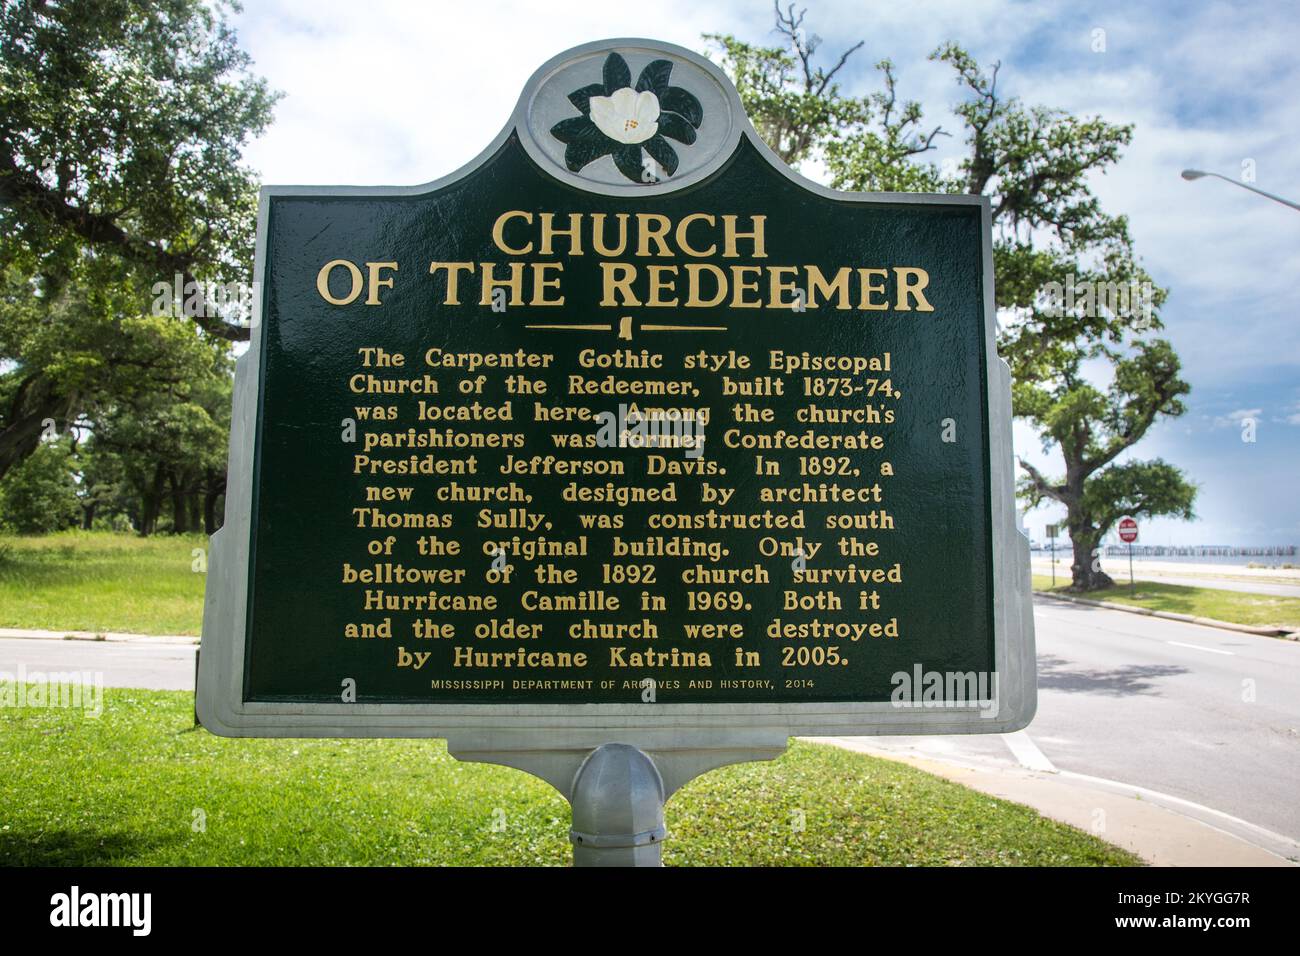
[0,688,1139,867]
[0,530,206,636]
[1032,575,1300,631]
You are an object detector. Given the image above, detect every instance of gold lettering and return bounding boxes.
[805,265,851,310]
[491,210,533,255]
[428,262,475,305]
[675,213,717,257]
[768,265,799,310]
[529,262,565,306]
[365,261,398,306]
[730,265,762,308]
[685,263,727,307]
[857,268,889,311]
[722,215,767,258]
[600,262,641,306]
[540,212,584,256]
[479,262,526,306]
[647,265,679,307]
[317,259,364,305]
[591,213,629,257]
[894,267,934,311]
[635,214,673,256]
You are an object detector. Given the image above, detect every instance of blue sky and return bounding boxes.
[231,0,1300,547]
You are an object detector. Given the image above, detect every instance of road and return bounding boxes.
[851,596,1300,846]
[0,638,196,690]
[2,599,1299,845]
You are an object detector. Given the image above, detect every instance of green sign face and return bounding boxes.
[198,39,1034,737]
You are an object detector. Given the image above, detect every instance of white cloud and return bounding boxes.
[1276,404,1300,426]
[1213,407,1262,428]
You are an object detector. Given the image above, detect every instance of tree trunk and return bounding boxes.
[203,469,226,535]
[1068,523,1114,591]
[139,463,167,536]
[81,501,97,530]
[170,474,189,534]
[0,374,78,481]
[203,490,221,535]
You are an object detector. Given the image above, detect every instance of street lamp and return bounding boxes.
[1180,168,1300,212]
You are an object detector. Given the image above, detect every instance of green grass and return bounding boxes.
[1033,575,1300,631]
[0,530,206,635]
[0,688,1139,867]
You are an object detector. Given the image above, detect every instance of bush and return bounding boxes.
[0,439,81,534]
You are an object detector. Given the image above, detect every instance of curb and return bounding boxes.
[817,737,1298,867]
[0,627,199,645]
[1032,590,1298,639]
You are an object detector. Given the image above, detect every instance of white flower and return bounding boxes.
[588,87,660,145]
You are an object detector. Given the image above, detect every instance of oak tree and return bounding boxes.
[709,4,1196,589]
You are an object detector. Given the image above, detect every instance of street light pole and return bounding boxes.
[1181,169,1300,212]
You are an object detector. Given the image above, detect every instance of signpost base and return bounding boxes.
[446,730,789,866]
[569,744,665,866]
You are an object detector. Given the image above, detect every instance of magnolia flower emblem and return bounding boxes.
[550,52,703,183]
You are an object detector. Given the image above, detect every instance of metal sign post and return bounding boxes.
[1046,524,1058,589]
[1118,517,1139,597]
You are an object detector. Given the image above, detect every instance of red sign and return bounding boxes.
[1118,517,1139,543]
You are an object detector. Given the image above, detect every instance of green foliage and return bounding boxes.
[0,0,272,494]
[705,11,868,167]
[88,342,233,534]
[0,0,277,312]
[0,437,80,534]
[926,43,1133,247]
[0,260,234,527]
[1079,460,1197,533]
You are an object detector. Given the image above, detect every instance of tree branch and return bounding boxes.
[0,153,250,342]
[1018,457,1069,505]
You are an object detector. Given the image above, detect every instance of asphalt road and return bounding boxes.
[854,597,1300,844]
[0,638,196,690]
[3,598,1298,843]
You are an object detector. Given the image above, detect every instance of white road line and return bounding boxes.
[1002,730,1057,772]
[1166,640,1234,656]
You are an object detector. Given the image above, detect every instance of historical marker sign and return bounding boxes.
[197,39,1035,743]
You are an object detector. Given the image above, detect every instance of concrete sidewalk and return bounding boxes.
[816,736,1298,867]
[0,626,197,644]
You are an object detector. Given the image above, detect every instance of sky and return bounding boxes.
[229,0,1300,548]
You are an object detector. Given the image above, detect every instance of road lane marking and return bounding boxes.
[1166,640,1234,656]
[1002,731,1057,772]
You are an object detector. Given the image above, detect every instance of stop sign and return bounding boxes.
[1118,517,1139,543]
